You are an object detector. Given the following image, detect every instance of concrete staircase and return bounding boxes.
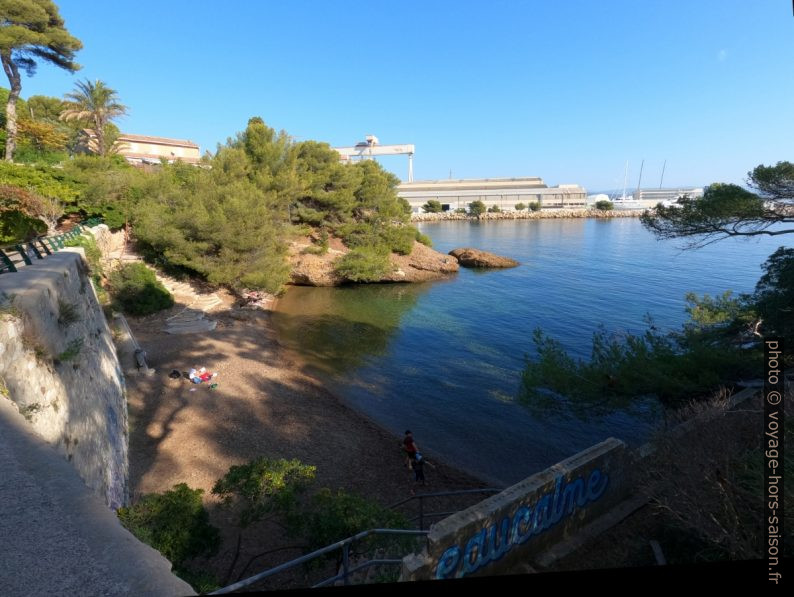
[110,253,223,335]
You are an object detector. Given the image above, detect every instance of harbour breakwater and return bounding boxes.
[411,209,643,222]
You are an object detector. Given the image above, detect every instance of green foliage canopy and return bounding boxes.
[594,199,613,211]
[287,488,410,560]
[108,262,174,316]
[753,247,794,348]
[422,199,442,213]
[468,200,486,216]
[0,0,82,161]
[211,457,317,528]
[641,162,794,248]
[117,483,221,567]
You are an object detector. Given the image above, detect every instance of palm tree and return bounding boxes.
[60,79,128,156]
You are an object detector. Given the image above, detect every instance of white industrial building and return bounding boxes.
[397,178,588,213]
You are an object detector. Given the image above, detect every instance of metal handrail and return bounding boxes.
[388,488,504,530]
[209,528,428,594]
[0,219,102,274]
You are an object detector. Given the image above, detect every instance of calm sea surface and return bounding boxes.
[272,218,788,485]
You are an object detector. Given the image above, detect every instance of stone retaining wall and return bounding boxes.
[0,249,128,508]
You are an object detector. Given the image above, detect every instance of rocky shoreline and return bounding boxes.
[411,208,643,222]
[288,235,458,286]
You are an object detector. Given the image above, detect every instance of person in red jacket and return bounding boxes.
[402,430,418,468]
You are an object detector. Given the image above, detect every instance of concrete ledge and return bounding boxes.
[0,398,194,596]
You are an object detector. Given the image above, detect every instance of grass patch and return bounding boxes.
[57,299,81,326]
[56,338,84,363]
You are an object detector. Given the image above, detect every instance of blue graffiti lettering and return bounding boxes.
[586,468,608,500]
[482,517,512,565]
[510,505,533,545]
[435,546,461,579]
[461,529,486,576]
[560,477,585,515]
[433,468,611,579]
[531,493,552,534]
[549,476,565,526]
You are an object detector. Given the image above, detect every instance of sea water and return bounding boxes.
[272,218,787,485]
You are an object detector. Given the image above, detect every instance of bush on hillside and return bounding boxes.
[287,488,412,565]
[117,484,221,588]
[108,263,174,315]
[117,483,220,567]
[334,247,393,282]
[415,229,433,247]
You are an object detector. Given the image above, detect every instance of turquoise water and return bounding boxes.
[273,218,788,485]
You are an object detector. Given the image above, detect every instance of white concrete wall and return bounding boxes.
[0,249,128,508]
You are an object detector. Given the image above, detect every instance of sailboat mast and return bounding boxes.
[622,160,628,201]
[636,159,644,200]
[659,160,666,189]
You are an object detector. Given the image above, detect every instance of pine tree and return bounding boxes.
[0,0,82,161]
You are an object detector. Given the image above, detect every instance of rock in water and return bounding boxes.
[448,247,519,268]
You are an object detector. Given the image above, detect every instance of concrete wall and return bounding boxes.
[400,438,629,580]
[0,249,128,508]
[85,224,125,261]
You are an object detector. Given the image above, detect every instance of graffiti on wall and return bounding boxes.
[435,468,609,579]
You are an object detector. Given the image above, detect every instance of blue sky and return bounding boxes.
[14,0,794,190]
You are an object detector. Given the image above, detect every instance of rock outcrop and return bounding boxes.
[288,235,458,286]
[449,247,519,268]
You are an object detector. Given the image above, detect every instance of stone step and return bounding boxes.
[164,319,217,334]
[166,308,206,322]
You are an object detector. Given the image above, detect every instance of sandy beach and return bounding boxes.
[124,288,490,585]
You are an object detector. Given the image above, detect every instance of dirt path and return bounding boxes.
[123,290,489,586]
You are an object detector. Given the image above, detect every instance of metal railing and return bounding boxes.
[210,487,506,593]
[209,528,429,594]
[388,487,504,530]
[0,218,102,275]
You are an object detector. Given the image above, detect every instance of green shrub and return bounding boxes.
[117,483,221,578]
[0,209,46,244]
[595,199,614,211]
[468,200,486,216]
[287,488,412,562]
[514,203,526,211]
[382,226,416,255]
[422,199,442,213]
[487,204,501,213]
[64,234,102,268]
[454,207,467,214]
[108,263,174,316]
[55,337,83,362]
[334,248,393,282]
[753,247,794,351]
[57,299,80,326]
[415,229,433,247]
[528,201,541,212]
[518,322,762,416]
[212,457,317,528]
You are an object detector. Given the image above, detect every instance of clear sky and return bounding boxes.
[14,0,794,191]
